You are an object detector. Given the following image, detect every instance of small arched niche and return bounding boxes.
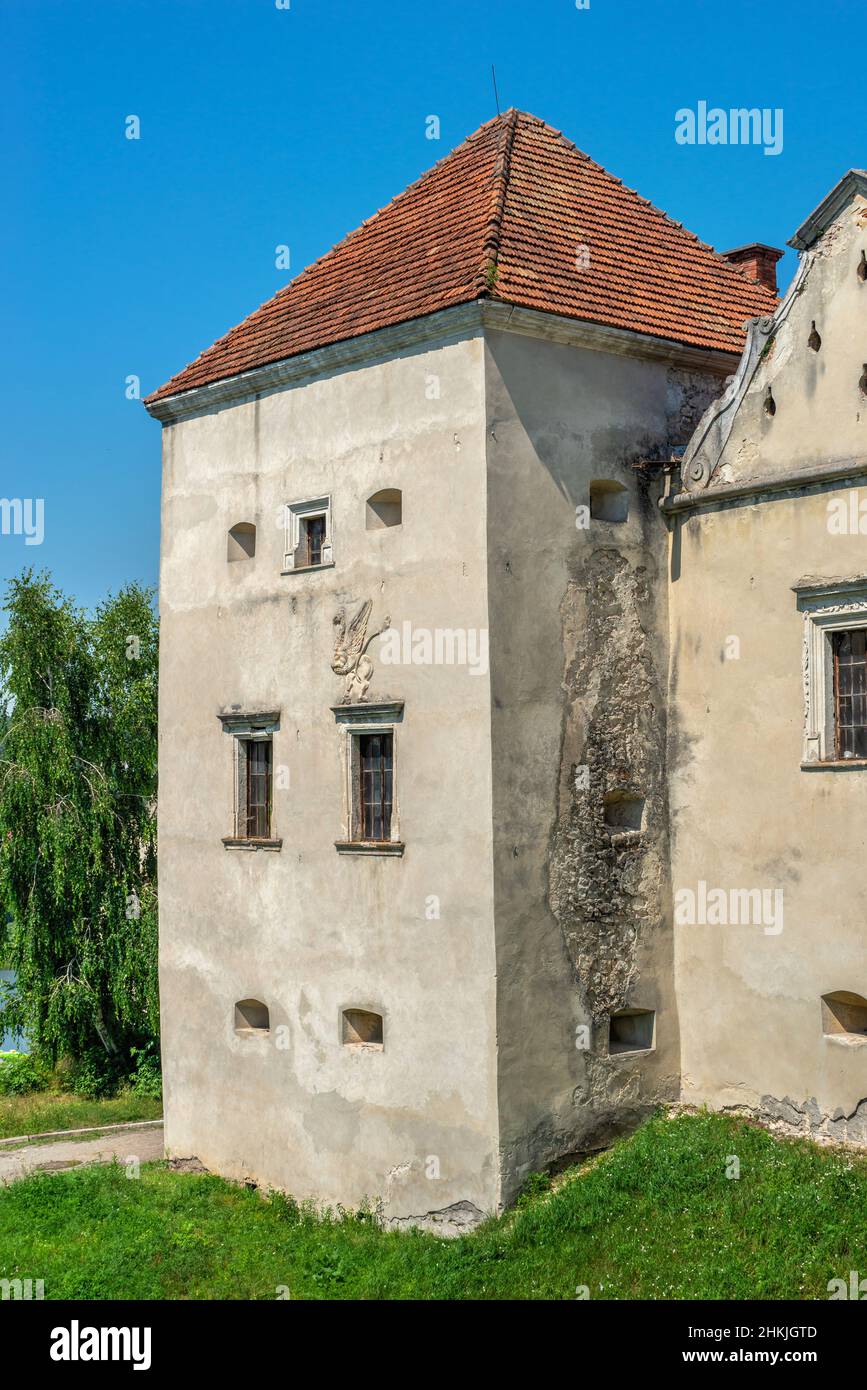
[342,1008,384,1047]
[821,991,867,1041]
[589,480,629,524]
[227,522,256,562]
[366,489,402,530]
[234,998,269,1036]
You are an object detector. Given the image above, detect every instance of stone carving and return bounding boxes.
[332,599,391,704]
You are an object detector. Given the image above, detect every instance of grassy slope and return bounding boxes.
[0,1092,162,1141]
[2,1111,865,1300]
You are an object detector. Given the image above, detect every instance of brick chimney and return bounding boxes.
[721,243,783,296]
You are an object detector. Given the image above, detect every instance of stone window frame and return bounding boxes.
[331,701,404,856]
[794,576,867,768]
[218,710,283,850]
[282,495,333,574]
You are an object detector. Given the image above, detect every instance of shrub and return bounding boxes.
[129,1043,162,1099]
[69,1050,120,1099]
[0,1051,49,1096]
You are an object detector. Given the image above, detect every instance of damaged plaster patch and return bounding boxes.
[386,1200,485,1237]
[722,1094,867,1147]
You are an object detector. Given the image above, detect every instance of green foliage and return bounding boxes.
[0,571,159,1071]
[129,1043,162,1098]
[68,1048,124,1099]
[0,1050,49,1096]
[1,1113,866,1299]
[516,1170,552,1207]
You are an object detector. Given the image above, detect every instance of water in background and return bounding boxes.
[0,970,28,1052]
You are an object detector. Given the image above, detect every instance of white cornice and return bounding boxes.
[144,303,486,423]
[144,301,739,424]
[479,302,737,374]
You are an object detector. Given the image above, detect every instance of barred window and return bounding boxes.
[358,732,392,842]
[243,738,272,839]
[833,628,867,759]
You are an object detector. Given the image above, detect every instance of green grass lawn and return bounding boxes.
[0,1091,162,1142]
[2,1111,865,1300]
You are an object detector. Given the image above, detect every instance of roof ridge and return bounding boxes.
[477,108,519,295]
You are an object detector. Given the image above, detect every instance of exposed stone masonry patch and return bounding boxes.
[724,1094,867,1147]
[548,544,668,1031]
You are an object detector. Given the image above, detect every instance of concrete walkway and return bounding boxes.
[0,1123,164,1184]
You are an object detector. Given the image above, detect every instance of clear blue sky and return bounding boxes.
[1,0,862,610]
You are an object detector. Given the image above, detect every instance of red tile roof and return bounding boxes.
[146,110,776,405]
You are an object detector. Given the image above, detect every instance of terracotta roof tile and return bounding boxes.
[146,110,776,404]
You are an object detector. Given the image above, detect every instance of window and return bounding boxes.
[342,1009,384,1047]
[235,999,270,1035]
[589,480,629,523]
[243,738,272,839]
[794,577,867,766]
[218,712,281,849]
[331,702,404,855]
[305,514,326,566]
[358,732,392,842]
[227,522,256,562]
[283,496,332,571]
[366,488,402,529]
[832,629,867,759]
[608,1008,655,1054]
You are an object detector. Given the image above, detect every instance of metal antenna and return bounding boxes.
[491,64,500,116]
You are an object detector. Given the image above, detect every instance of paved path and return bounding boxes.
[0,1123,164,1184]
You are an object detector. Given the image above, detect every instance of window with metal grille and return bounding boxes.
[833,628,867,759]
[243,738,272,838]
[304,514,327,567]
[358,732,392,841]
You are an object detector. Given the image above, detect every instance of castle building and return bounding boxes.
[145,112,866,1227]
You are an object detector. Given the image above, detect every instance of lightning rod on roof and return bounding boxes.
[491,65,500,116]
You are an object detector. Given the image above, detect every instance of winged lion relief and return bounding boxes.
[331,599,391,704]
